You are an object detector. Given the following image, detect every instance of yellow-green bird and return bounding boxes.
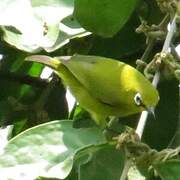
[26,55,159,127]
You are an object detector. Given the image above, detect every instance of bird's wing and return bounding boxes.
[58,55,134,106]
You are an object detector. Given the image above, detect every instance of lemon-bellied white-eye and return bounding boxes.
[26,55,159,127]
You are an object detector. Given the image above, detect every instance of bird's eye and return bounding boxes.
[134,92,142,106]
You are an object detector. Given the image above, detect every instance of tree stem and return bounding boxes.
[120,13,177,180]
[120,160,132,180]
[162,14,177,53]
[0,71,48,87]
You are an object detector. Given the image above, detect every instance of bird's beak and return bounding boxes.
[147,107,156,119]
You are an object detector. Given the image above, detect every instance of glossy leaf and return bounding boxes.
[90,12,145,60]
[74,0,139,37]
[154,160,180,180]
[143,80,179,150]
[0,120,106,179]
[0,0,89,52]
[78,145,125,180]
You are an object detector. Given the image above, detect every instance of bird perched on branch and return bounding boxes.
[26,55,159,127]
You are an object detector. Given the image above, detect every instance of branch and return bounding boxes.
[120,13,177,180]
[136,39,155,71]
[34,75,60,109]
[0,71,49,87]
[137,14,177,138]
[162,15,177,53]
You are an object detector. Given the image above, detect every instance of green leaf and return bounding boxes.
[46,14,90,52]
[90,12,145,59]
[0,0,88,52]
[143,80,179,150]
[74,0,139,37]
[78,145,125,180]
[0,120,106,179]
[154,160,180,180]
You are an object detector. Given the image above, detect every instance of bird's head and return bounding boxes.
[121,64,159,115]
[133,90,159,115]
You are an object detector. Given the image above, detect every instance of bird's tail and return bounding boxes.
[25,55,61,69]
[25,55,77,86]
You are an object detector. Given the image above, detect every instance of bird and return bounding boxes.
[26,54,159,127]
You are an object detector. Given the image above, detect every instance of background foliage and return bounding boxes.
[0,0,179,179]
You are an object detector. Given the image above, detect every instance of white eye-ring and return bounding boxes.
[134,92,142,106]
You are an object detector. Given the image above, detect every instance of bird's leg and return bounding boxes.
[103,117,122,140]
